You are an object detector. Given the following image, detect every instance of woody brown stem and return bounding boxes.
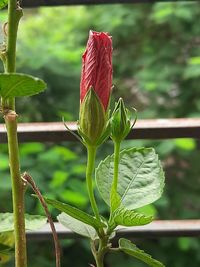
[22,172,61,267]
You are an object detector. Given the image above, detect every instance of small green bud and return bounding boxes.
[110,98,136,142]
[79,88,107,146]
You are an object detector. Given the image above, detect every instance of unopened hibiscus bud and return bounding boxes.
[80,30,112,111]
[110,98,136,143]
[79,30,112,146]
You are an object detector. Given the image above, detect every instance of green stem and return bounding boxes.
[6,0,22,108]
[113,141,121,192]
[95,254,104,267]
[92,236,109,267]
[5,113,27,267]
[108,141,121,230]
[3,1,26,267]
[86,145,101,222]
[96,240,105,267]
[7,1,19,72]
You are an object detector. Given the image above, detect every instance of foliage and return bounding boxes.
[0,1,200,267]
[0,0,7,10]
[58,212,97,240]
[0,73,46,98]
[96,147,165,209]
[0,213,47,232]
[119,238,164,267]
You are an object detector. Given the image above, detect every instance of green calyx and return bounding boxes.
[110,98,136,143]
[79,88,110,146]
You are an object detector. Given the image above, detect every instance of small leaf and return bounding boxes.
[0,243,13,253]
[0,0,7,9]
[44,197,105,230]
[0,232,14,264]
[113,206,153,227]
[0,73,46,98]
[58,212,97,240]
[0,213,47,232]
[0,232,14,248]
[24,214,47,231]
[0,243,14,264]
[119,238,165,267]
[96,147,165,210]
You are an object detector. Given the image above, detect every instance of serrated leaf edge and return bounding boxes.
[113,206,153,227]
[119,238,165,267]
[96,147,165,208]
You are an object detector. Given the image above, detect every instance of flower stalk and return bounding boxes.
[79,31,113,267]
[86,145,101,223]
[113,141,121,193]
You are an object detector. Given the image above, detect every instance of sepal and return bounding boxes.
[79,88,109,146]
[110,98,137,142]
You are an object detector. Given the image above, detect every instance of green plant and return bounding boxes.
[0,1,47,267]
[46,30,166,267]
[0,2,166,266]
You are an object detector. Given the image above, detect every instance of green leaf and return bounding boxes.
[24,214,47,231]
[119,238,165,267]
[0,243,14,253]
[0,232,14,264]
[0,73,46,98]
[96,147,165,209]
[44,197,105,230]
[0,243,14,264]
[0,0,7,9]
[0,214,46,263]
[0,213,47,232]
[0,232,14,248]
[113,206,153,227]
[175,138,195,151]
[189,56,200,65]
[58,212,97,240]
[136,204,157,217]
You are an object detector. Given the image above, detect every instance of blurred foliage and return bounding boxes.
[0,2,200,267]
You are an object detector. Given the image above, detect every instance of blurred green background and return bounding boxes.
[0,1,200,267]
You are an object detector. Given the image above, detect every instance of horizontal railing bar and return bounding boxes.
[22,0,160,8]
[1,118,200,143]
[27,220,200,240]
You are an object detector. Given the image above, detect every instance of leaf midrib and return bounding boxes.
[3,78,24,98]
[120,156,146,204]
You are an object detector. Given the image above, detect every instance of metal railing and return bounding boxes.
[1,118,200,143]
[22,0,163,8]
[27,220,200,240]
[1,119,200,239]
[1,0,199,240]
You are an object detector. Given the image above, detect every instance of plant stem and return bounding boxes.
[86,145,101,222]
[113,141,121,192]
[95,255,104,267]
[94,236,109,267]
[22,173,61,267]
[107,141,121,229]
[3,1,26,267]
[6,0,22,108]
[5,112,27,267]
[89,142,121,267]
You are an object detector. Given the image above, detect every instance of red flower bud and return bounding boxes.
[80,30,112,111]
